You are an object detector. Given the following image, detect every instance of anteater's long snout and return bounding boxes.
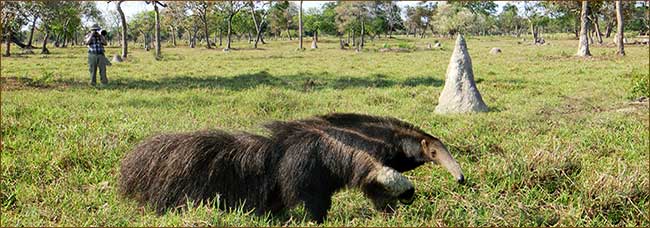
[433,143,465,185]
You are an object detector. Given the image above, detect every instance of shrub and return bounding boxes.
[629,70,649,99]
[397,42,414,50]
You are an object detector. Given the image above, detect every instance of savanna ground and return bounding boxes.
[1,35,649,226]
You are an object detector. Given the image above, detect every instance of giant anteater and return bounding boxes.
[119,129,415,223]
[265,113,465,184]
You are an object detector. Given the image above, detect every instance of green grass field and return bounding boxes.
[1,35,648,226]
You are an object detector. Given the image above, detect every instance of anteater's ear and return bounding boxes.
[420,139,428,150]
[420,139,435,161]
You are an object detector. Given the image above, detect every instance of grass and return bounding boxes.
[1,35,649,226]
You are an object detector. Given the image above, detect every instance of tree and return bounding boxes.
[268,1,297,40]
[522,2,546,43]
[576,0,591,57]
[303,8,320,41]
[321,3,339,34]
[268,1,288,40]
[434,3,477,36]
[248,1,271,49]
[21,2,41,48]
[215,1,245,50]
[336,2,373,50]
[103,9,122,46]
[1,1,25,56]
[544,1,581,39]
[411,2,437,38]
[230,8,255,43]
[615,0,625,56]
[449,1,497,36]
[404,6,419,37]
[130,11,156,50]
[188,1,213,49]
[383,1,403,38]
[405,4,431,38]
[209,9,228,47]
[164,2,188,47]
[115,1,129,59]
[498,3,524,36]
[32,1,99,54]
[147,1,167,59]
[298,0,303,49]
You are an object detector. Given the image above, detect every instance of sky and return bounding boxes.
[95,1,514,22]
[95,1,343,20]
[95,1,419,20]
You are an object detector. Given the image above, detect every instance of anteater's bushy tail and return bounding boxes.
[119,130,279,214]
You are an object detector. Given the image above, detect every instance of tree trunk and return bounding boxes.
[219,28,223,46]
[248,30,252,44]
[62,33,68,48]
[54,33,60,47]
[573,19,580,39]
[117,1,128,59]
[171,26,177,47]
[311,31,317,49]
[347,30,350,44]
[41,30,50,54]
[253,30,261,48]
[352,30,356,47]
[360,19,365,49]
[646,0,650,36]
[615,0,625,56]
[26,16,38,47]
[254,22,266,48]
[298,0,303,49]
[530,20,539,43]
[4,37,9,56]
[260,25,266,44]
[593,15,603,44]
[250,2,263,48]
[143,33,149,51]
[190,24,198,48]
[286,26,292,40]
[203,14,211,49]
[227,14,233,49]
[577,0,591,57]
[60,18,70,48]
[154,3,162,58]
[605,20,613,38]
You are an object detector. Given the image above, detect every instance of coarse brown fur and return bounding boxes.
[119,130,281,215]
[119,129,414,223]
[265,113,465,182]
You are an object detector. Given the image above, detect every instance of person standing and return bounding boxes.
[85,24,108,86]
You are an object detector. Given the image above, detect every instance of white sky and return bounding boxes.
[94,1,514,22]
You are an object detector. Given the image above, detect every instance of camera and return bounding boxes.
[92,30,107,37]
